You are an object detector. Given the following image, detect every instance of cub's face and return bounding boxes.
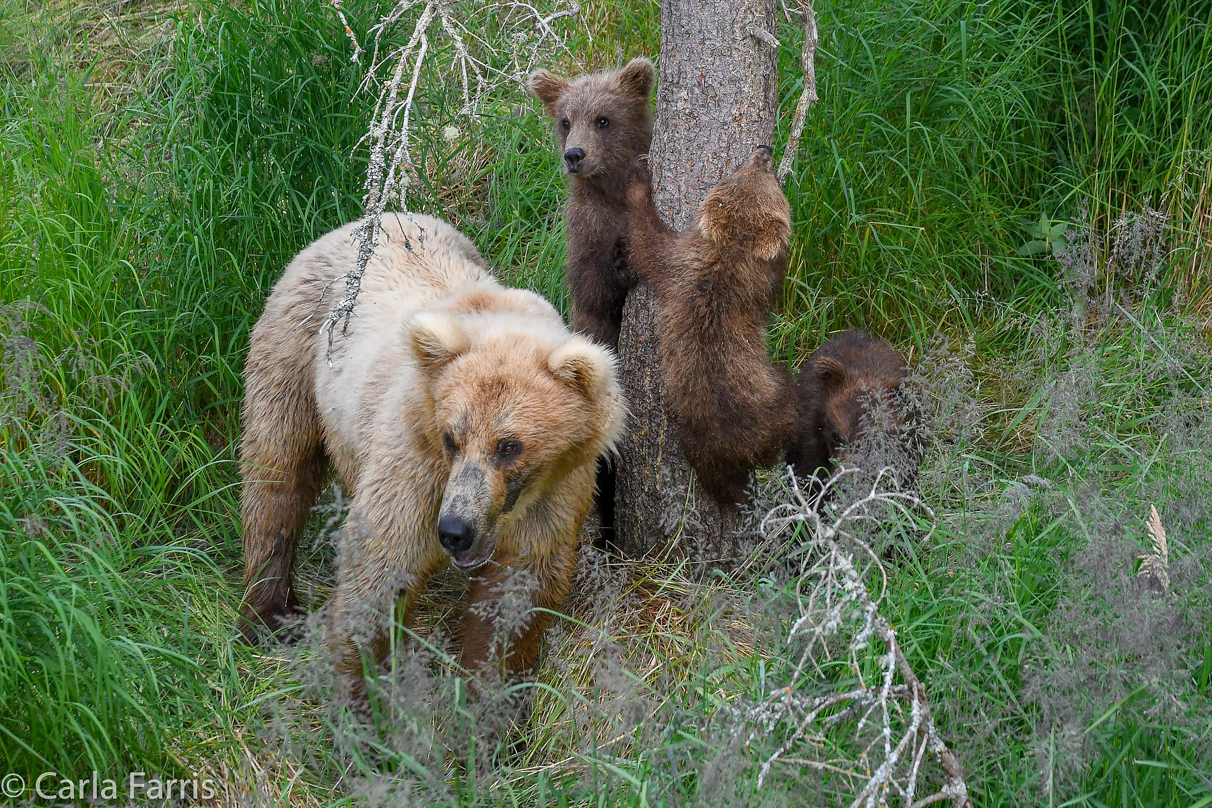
[410,316,623,569]
[530,58,655,180]
[815,357,906,459]
[820,386,868,457]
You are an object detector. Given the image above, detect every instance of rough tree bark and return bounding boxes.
[615,0,780,560]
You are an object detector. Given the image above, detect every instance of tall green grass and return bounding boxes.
[778,0,1065,350]
[1,0,1209,804]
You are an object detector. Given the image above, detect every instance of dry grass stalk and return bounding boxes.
[1137,504,1170,593]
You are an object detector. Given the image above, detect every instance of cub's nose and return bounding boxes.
[564,147,585,170]
[437,516,476,556]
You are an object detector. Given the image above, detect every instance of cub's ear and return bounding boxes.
[617,57,655,100]
[408,312,469,375]
[698,187,732,246]
[752,220,791,262]
[549,336,615,399]
[813,356,846,387]
[529,69,569,117]
[745,170,792,261]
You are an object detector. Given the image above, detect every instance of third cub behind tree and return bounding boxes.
[786,330,920,489]
[625,147,797,506]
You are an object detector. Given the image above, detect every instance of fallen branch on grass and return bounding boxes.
[742,466,973,808]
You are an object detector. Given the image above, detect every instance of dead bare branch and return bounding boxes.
[321,0,581,355]
[738,466,973,807]
[777,0,818,184]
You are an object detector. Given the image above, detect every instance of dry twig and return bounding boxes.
[321,0,581,353]
[739,466,973,807]
[777,0,818,184]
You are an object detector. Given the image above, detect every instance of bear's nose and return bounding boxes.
[564,147,585,169]
[437,515,476,556]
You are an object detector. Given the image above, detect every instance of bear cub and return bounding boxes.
[531,57,654,548]
[786,330,920,489]
[625,147,797,506]
[529,57,655,350]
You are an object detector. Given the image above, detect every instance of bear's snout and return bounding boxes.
[438,459,500,569]
[564,147,586,172]
[745,146,776,173]
[438,515,476,557]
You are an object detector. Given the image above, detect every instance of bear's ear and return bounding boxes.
[529,69,569,117]
[814,356,846,387]
[698,187,732,246]
[752,223,790,263]
[549,336,614,399]
[408,312,470,376]
[616,57,655,101]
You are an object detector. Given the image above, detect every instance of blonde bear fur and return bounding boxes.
[239,213,626,696]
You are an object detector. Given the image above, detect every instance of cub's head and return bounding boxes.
[812,338,910,459]
[530,58,655,180]
[698,146,791,262]
[408,313,625,569]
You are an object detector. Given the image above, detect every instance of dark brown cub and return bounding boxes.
[529,57,655,350]
[786,330,920,489]
[531,57,654,547]
[625,147,797,506]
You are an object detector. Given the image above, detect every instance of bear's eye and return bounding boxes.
[831,430,843,445]
[560,118,571,131]
[596,116,609,129]
[442,431,458,454]
[496,438,523,459]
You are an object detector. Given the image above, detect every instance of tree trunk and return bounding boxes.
[615,0,779,560]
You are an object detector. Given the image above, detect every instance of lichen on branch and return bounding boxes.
[322,0,582,353]
[742,466,974,808]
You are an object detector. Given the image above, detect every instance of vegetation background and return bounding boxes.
[1,0,1210,805]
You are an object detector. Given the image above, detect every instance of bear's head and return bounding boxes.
[812,350,911,462]
[530,58,655,181]
[408,311,626,569]
[698,146,791,263]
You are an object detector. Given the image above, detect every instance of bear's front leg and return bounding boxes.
[460,548,576,678]
[566,227,629,350]
[328,532,441,705]
[328,571,394,706]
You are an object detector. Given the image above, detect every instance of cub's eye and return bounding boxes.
[831,431,843,445]
[496,438,523,458]
[442,431,458,454]
[596,116,609,129]
[560,118,571,131]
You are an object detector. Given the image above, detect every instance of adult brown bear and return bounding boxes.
[238,213,626,696]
